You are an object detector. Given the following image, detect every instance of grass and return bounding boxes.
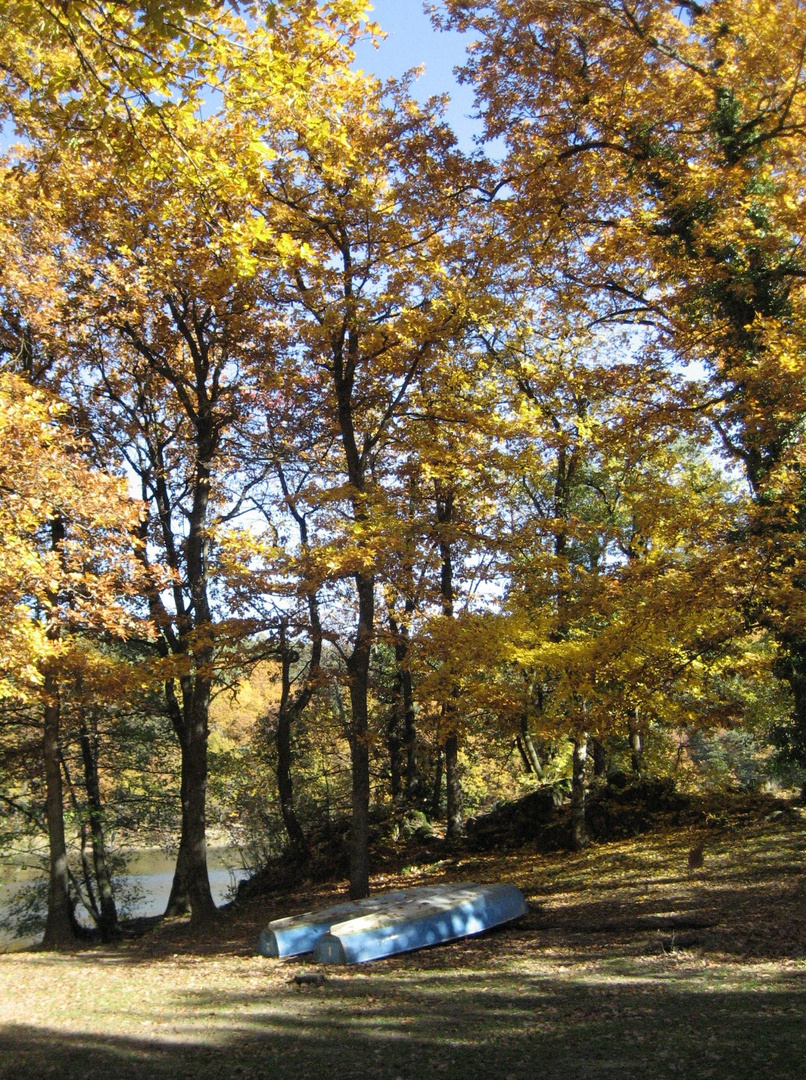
[1,801,805,1080]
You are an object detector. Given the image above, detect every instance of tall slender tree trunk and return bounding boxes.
[437,486,463,839]
[167,753,213,923]
[331,318,376,900]
[165,809,192,915]
[166,677,217,923]
[276,700,309,857]
[403,667,418,800]
[79,713,118,938]
[388,604,419,802]
[274,618,316,858]
[42,515,79,949]
[571,733,589,851]
[430,748,445,820]
[42,671,78,948]
[386,713,403,803]
[520,712,545,780]
[164,446,217,924]
[591,737,608,779]
[445,732,463,840]
[516,734,533,774]
[773,636,806,777]
[628,709,643,776]
[163,730,215,924]
[272,470,322,857]
[347,571,374,900]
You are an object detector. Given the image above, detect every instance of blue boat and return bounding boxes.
[257,885,456,957]
[312,882,528,965]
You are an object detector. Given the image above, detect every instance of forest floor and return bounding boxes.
[1,796,805,1080]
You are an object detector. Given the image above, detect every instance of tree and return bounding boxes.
[443,0,806,760]
[225,43,499,893]
[1,0,383,921]
[0,1,240,140]
[0,372,150,946]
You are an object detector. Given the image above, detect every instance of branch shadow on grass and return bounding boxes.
[2,967,806,1080]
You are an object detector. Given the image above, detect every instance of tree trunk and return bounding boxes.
[571,734,589,851]
[430,748,444,821]
[272,471,322,857]
[386,716,403,803]
[42,515,79,949]
[276,705,309,857]
[165,439,218,925]
[387,604,419,802]
[79,714,118,939]
[773,635,806,769]
[163,670,191,915]
[59,747,99,927]
[275,622,310,859]
[520,714,545,779]
[42,673,78,948]
[516,734,533,774]
[331,321,375,901]
[445,732,463,840]
[437,486,463,838]
[166,679,218,924]
[592,737,608,779]
[402,664,418,801]
[347,571,374,900]
[628,710,643,775]
[165,818,192,915]
[166,754,217,924]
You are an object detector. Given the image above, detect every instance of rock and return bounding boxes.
[466,788,558,849]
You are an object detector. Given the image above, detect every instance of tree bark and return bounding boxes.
[516,734,533,774]
[571,733,589,851]
[430,748,444,820]
[272,470,323,857]
[387,604,419,803]
[276,702,309,857]
[164,439,217,925]
[331,308,375,900]
[347,571,374,900]
[166,676,218,924]
[628,710,643,776]
[42,515,79,949]
[79,713,118,938]
[437,486,463,839]
[520,713,545,780]
[592,736,608,779]
[275,618,313,858]
[445,732,463,840]
[386,716,403,803]
[42,672,79,948]
[772,635,806,770]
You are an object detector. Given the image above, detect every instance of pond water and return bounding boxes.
[0,849,251,951]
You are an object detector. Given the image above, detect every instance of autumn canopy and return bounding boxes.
[1,0,805,945]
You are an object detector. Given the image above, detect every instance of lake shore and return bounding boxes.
[0,846,251,952]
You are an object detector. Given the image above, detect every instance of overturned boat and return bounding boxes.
[258,885,458,958]
[257,882,527,961]
[312,882,528,965]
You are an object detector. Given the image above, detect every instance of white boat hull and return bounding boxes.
[311,882,528,964]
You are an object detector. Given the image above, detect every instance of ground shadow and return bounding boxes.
[2,967,805,1080]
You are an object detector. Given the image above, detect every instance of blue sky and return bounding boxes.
[352,0,482,149]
